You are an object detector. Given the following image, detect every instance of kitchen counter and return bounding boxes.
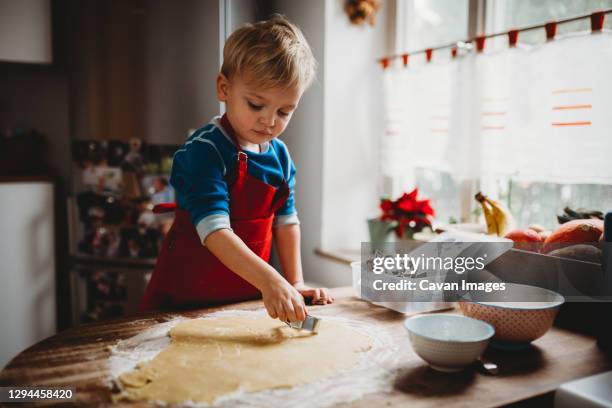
[0,287,610,407]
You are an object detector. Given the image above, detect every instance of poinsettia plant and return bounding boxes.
[379,188,436,238]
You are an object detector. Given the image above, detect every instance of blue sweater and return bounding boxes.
[170,116,299,243]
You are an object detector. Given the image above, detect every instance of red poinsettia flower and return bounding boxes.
[396,188,435,216]
[380,199,394,213]
[378,188,436,238]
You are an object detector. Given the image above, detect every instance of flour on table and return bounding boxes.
[108,309,399,407]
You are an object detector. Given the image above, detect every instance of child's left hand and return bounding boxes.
[293,282,334,305]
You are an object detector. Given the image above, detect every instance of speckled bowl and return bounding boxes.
[404,314,495,372]
[459,283,565,350]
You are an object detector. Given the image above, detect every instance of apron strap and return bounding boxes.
[234,151,248,190]
[220,113,250,188]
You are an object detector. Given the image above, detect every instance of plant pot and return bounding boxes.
[367,218,397,251]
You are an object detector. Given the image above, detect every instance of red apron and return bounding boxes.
[140,116,290,311]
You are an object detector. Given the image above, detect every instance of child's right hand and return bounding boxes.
[261,278,307,322]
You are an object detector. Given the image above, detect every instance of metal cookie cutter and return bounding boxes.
[285,315,321,334]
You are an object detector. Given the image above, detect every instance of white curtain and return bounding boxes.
[382,32,612,188]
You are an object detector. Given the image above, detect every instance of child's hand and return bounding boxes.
[292,282,334,305]
[261,278,307,322]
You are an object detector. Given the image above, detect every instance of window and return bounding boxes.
[484,0,612,228]
[387,0,471,224]
[489,178,612,230]
[488,0,612,44]
[399,0,470,52]
[385,0,612,230]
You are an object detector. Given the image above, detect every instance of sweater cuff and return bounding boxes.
[273,212,300,228]
[196,213,232,244]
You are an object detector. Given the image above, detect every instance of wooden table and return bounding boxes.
[1,287,610,407]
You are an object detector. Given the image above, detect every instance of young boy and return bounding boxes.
[140,15,332,322]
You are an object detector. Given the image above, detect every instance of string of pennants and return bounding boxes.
[379,10,610,69]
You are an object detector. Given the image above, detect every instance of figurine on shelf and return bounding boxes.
[344,0,381,26]
[131,199,160,258]
[107,140,128,167]
[91,227,120,257]
[127,237,142,258]
[123,138,144,173]
[122,138,144,198]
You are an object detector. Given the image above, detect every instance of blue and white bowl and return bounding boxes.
[404,314,495,372]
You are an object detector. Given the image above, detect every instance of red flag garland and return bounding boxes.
[378,9,611,69]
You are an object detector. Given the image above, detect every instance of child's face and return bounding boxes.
[217,73,302,146]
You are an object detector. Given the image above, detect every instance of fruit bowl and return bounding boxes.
[459,283,564,350]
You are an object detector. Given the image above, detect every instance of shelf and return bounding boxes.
[70,254,156,270]
[0,176,54,183]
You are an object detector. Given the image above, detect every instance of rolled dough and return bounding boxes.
[116,315,373,405]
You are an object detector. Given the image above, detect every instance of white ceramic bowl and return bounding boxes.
[404,314,495,372]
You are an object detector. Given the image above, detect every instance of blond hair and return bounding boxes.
[221,15,317,91]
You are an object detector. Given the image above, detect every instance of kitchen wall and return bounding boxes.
[321,0,394,253]
[265,0,329,284]
[69,0,222,145]
[144,0,221,145]
[227,0,259,32]
[267,0,394,286]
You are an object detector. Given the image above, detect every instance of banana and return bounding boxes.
[475,192,516,237]
[484,195,515,237]
[475,192,498,235]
